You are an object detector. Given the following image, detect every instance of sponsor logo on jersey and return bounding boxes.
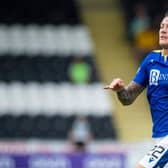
[149,69,160,85]
[149,69,168,85]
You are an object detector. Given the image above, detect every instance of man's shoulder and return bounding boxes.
[146,50,161,59]
[142,50,161,64]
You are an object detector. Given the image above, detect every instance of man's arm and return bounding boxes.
[117,81,145,105]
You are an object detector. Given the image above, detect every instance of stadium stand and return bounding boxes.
[0,0,117,140]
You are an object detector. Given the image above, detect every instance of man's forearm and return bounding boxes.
[117,81,144,105]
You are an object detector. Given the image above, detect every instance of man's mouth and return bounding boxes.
[160,36,167,40]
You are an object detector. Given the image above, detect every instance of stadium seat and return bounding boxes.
[0,0,117,140]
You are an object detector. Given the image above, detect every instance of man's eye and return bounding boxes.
[160,24,164,28]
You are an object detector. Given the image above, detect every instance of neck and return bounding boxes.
[162,49,168,56]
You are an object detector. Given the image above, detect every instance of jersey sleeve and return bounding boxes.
[133,57,149,87]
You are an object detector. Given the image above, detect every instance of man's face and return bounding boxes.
[159,16,168,49]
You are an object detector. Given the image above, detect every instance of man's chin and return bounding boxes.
[159,43,168,49]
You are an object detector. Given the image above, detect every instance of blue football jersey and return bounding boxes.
[133,50,168,138]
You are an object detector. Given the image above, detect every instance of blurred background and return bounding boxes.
[0,0,167,167]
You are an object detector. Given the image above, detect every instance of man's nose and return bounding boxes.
[161,27,167,33]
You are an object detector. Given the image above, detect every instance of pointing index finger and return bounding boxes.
[104,85,112,89]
